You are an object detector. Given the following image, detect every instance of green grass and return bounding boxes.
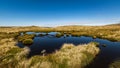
[22,39,33,45]
[17,34,35,43]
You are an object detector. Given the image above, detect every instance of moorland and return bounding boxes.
[0,24,120,68]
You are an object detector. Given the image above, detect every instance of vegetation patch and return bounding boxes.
[0,38,99,68]
[0,32,19,40]
[38,33,46,37]
[18,34,35,42]
[17,34,35,45]
[0,25,120,41]
[109,60,120,68]
[22,39,33,45]
[56,33,64,38]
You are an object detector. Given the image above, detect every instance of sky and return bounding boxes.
[0,0,120,27]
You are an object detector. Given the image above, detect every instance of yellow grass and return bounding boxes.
[0,25,119,68]
[0,38,99,68]
[0,25,120,41]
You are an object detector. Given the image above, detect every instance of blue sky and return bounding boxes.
[0,0,120,27]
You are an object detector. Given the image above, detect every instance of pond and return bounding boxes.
[17,32,120,68]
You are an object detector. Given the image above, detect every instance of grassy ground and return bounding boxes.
[0,25,119,68]
[0,38,99,68]
[55,25,120,41]
[0,25,120,41]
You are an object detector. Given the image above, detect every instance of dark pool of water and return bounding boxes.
[17,32,120,68]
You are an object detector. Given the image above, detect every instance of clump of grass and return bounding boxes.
[56,33,64,38]
[18,34,35,42]
[17,34,35,45]
[89,42,100,47]
[93,36,97,39]
[22,39,33,45]
[0,38,100,68]
[102,44,107,47]
[109,60,120,68]
[0,38,30,68]
[39,33,46,37]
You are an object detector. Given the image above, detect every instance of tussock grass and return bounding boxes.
[0,38,30,68]
[109,60,120,68]
[0,38,99,68]
[22,39,33,45]
[0,32,19,40]
[56,33,64,38]
[17,34,35,45]
[18,34,35,42]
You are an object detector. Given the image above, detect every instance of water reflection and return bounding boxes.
[17,32,120,68]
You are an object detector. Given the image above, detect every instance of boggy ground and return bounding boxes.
[0,25,120,41]
[0,25,120,68]
[0,38,99,68]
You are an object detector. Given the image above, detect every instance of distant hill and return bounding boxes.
[107,23,120,26]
